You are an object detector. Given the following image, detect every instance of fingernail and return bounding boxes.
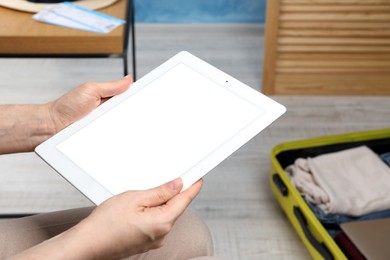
[123,75,131,79]
[167,178,182,191]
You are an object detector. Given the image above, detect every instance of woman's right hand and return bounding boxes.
[65,178,202,259]
[11,178,203,260]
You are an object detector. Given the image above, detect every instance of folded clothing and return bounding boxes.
[305,199,390,237]
[381,152,390,166]
[285,146,390,216]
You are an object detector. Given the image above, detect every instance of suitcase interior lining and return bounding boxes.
[276,137,390,169]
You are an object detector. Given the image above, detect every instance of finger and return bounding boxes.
[141,178,184,208]
[163,179,203,217]
[87,75,133,100]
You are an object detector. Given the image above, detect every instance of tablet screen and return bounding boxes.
[56,63,264,194]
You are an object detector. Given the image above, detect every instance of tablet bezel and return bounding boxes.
[35,51,286,205]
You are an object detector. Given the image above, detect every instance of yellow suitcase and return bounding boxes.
[270,128,390,260]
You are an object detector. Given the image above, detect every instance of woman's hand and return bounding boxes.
[48,76,132,133]
[11,178,203,260]
[0,76,132,154]
[75,178,203,259]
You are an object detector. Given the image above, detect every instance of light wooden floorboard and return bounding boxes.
[1,24,389,259]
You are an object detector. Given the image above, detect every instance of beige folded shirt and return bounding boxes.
[285,146,390,216]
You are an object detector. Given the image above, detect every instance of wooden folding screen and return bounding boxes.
[262,0,390,95]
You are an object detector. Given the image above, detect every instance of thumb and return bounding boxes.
[93,75,133,100]
[142,178,183,207]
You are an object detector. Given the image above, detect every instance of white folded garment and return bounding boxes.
[285,146,390,216]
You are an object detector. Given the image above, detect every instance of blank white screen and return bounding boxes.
[57,64,263,194]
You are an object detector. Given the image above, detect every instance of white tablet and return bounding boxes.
[35,51,286,205]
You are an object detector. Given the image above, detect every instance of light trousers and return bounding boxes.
[0,207,219,259]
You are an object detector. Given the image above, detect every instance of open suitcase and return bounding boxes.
[270,128,390,260]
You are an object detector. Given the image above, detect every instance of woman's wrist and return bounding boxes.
[0,103,57,154]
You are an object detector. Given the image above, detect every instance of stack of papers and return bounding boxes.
[33,2,125,34]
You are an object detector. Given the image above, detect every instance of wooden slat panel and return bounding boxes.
[277,53,390,73]
[262,0,281,94]
[262,0,390,95]
[274,74,390,95]
[280,21,390,29]
[278,45,390,52]
[277,60,390,68]
[280,13,390,21]
[278,37,390,45]
[281,0,390,4]
[276,67,390,73]
[278,53,390,61]
[279,29,390,37]
[281,5,390,12]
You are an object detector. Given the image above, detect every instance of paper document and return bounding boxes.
[33,2,125,33]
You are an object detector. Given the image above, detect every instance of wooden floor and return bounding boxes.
[0,24,389,259]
